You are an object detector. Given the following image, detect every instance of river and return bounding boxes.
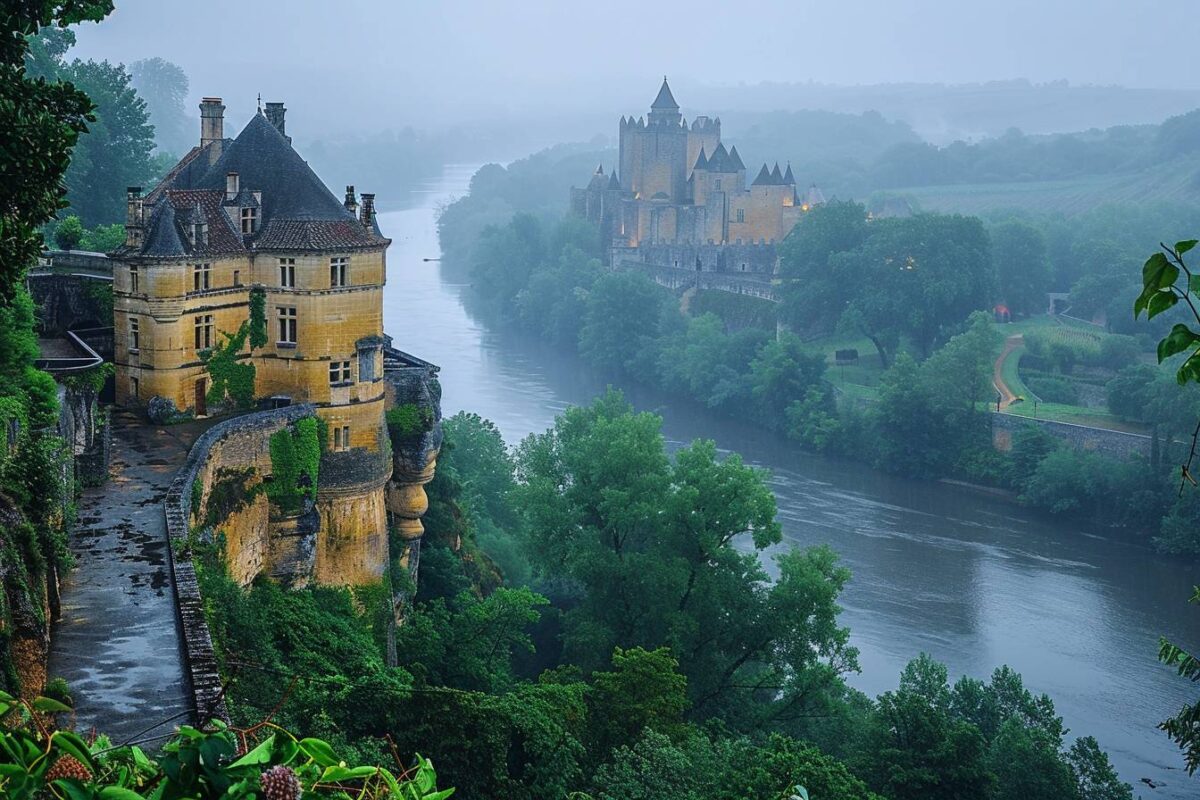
[379,164,1200,797]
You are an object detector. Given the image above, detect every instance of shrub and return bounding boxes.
[1024,374,1080,404]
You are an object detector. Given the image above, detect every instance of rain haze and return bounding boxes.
[10,1,1200,798]
[70,0,1200,146]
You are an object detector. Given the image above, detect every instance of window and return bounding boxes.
[330,256,349,288]
[193,314,213,350]
[736,208,745,223]
[129,317,139,352]
[328,360,351,385]
[130,376,139,401]
[130,266,139,293]
[192,222,207,248]
[279,258,295,288]
[233,269,241,287]
[240,206,257,234]
[333,425,351,452]
[277,307,297,344]
[192,263,211,292]
[715,179,722,191]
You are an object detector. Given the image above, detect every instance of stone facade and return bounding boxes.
[572,79,825,272]
[112,97,438,592]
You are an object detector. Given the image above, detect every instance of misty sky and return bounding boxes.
[69,0,1200,136]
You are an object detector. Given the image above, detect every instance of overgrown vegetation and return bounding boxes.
[0,689,453,799]
[266,417,321,514]
[198,398,1134,799]
[199,322,257,410]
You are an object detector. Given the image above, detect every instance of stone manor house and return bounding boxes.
[572,78,825,274]
[110,98,439,588]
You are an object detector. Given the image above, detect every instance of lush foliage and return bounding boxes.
[0,689,452,799]
[199,323,257,410]
[266,417,321,514]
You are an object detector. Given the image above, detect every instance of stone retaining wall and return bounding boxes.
[163,404,315,727]
[991,411,1151,459]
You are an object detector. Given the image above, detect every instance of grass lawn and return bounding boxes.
[1003,401,1149,434]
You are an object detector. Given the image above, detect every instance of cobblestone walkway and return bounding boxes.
[47,410,211,746]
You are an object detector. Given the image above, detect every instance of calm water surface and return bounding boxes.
[380,165,1200,797]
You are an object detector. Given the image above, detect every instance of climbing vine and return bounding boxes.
[248,285,268,349]
[200,323,256,410]
[267,417,321,514]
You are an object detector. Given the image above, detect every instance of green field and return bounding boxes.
[900,155,1200,216]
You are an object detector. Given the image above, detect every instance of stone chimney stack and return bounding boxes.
[200,96,225,164]
[225,172,239,201]
[344,185,358,216]
[360,193,375,229]
[264,101,289,143]
[125,186,144,248]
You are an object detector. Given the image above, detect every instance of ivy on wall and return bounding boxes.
[200,323,256,410]
[248,286,267,350]
[267,416,321,514]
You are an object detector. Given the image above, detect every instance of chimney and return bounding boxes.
[359,193,375,229]
[344,185,358,216]
[225,172,239,201]
[125,186,144,248]
[200,96,225,163]
[264,101,289,143]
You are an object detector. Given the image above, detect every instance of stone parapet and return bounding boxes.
[164,403,316,726]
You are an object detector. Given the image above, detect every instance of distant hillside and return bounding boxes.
[899,156,1200,216]
[691,79,1200,142]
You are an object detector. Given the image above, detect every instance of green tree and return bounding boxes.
[841,214,994,364]
[589,647,689,761]
[513,391,857,727]
[129,56,190,154]
[52,213,83,249]
[778,200,869,331]
[991,220,1051,316]
[59,57,155,224]
[860,655,993,800]
[579,272,672,374]
[1,3,111,300]
[1067,736,1133,800]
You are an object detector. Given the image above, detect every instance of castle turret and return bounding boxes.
[648,76,681,127]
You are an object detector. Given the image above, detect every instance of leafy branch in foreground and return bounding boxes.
[1135,239,1200,493]
[1137,240,1200,775]
[0,690,453,799]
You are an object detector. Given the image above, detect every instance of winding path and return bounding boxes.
[993,334,1025,410]
[47,410,211,745]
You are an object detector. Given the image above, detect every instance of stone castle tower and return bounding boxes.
[112,98,438,587]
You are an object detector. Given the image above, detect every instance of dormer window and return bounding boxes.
[192,222,208,248]
[241,206,257,234]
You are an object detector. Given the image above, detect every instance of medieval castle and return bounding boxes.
[572,78,824,274]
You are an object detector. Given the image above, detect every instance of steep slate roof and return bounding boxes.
[707,143,734,173]
[693,147,708,171]
[651,77,679,110]
[607,171,621,189]
[124,110,386,258]
[771,163,784,183]
[729,145,745,171]
[752,164,773,186]
[783,163,796,185]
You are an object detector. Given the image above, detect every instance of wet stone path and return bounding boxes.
[47,410,212,746]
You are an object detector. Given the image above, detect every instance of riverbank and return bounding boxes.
[378,165,1199,797]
